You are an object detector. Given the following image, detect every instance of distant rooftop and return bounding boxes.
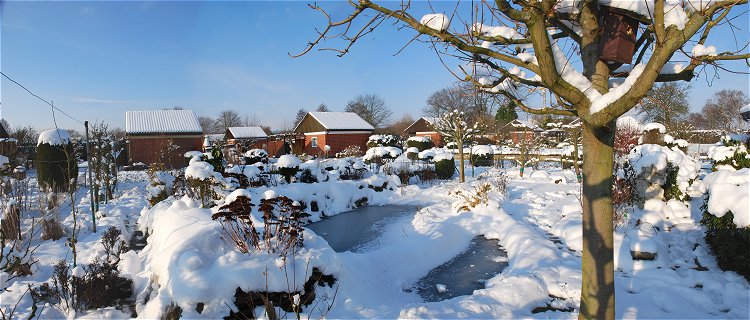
[227,126,268,139]
[305,112,375,131]
[126,110,202,135]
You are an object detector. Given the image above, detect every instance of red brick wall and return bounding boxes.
[128,136,202,168]
[416,132,443,147]
[302,133,370,157]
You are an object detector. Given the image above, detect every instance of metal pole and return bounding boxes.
[85,121,96,233]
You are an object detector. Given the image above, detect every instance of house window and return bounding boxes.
[311,137,318,148]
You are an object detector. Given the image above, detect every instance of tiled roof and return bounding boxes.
[228,127,268,139]
[308,112,374,130]
[126,110,202,135]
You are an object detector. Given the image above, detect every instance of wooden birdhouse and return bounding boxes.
[598,6,639,64]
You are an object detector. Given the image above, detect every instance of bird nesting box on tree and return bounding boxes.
[598,6,639,64]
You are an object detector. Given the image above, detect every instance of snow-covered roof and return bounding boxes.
[741,103,750,113]
[126,110,202,135]
[308,112,374,131]
[227,127,268,139]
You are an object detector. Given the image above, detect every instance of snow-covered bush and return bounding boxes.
[470,145,494,167]
[276,155,302,183]
[36,129,77,193]
[405,147,420,160]
[335,145,364,158]
[40,227,133,314]
[627,144,699,203]
[183,160,222,207]
[708,135,750,170]
[366,134,401,148]
[405,136,433,151]
[146,167,175,206]
[244,149,268,165]
[297,161,329,184]
[434,153,455,179]
[363,146,402,164]
[698,167,750,280]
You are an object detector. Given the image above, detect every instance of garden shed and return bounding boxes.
[294,112,374,156]
[225,126,268,150]
[125,109,203,168]
[404,117,443,146]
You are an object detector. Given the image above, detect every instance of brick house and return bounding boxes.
[294,112,374,156]
[125,110,203,168]
[225,127,268,150]
[505,119,541,144]
[404,117,443,146]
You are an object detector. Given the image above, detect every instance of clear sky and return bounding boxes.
[2,1,748,133]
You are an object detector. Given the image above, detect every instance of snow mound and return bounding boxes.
[702,168,750,228]
[433,152,454,162]
[37,128,71,146]
[185,161,215,180]
[642,122,666,133]
[471,145,494,156]
[277,154,302,168]
[407,136,431,143]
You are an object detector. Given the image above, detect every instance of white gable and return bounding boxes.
[228,127,268,139]
[309,112,375,131]
[126,110,202,135]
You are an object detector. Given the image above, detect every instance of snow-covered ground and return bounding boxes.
[1,159,748,319]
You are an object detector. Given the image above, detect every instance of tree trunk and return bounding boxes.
[573,129,582,182]
[458,138,465,182]
[578,121,616,320]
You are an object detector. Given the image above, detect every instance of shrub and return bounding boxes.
[405,137,433,151]
[366,135,401,148]
[335,145,364,158]
[36,139,78,193]
[244,149,268,165]
[299,168,318,183]
[278,167,299,183]
[470,153,493,167]
[700,210,750,281]
[435,159,455,179]
[205,147,225,173]
[662,162,684,201]
[213,195,310,256]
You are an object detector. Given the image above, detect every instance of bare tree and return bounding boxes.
[702,89,750,132]
[294,1,750,318]
[243,114,262,127]
[637,82,690,131]
[198,116,217,133]
[425,83,497,124]
[315,103,330,112]
[344,93,393,128]
[215,110,244,132]
[383,113,415,135]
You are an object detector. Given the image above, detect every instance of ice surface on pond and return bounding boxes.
[306,205,417,252]
[413,235,508,302]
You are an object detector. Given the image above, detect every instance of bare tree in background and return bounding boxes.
[637,82,690,131]
[293,0,750,318]
[315,103,330,112]
[344,93,393,128]
[215,110,244,132]
[425,83,497,124]
[198,116,217,133]
[702,89,750,132]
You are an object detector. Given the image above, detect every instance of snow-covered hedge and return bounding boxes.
[627,144,700,201]
[363,146,402,163]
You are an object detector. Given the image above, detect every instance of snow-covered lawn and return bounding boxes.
[1,164,748,319]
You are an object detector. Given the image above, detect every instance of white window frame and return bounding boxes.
[311,137,318,148]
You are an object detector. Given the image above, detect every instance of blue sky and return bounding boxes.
[1,1,748,133]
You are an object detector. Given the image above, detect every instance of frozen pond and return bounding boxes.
[413,236,508,302]
[306,205,416,252]
[307,205,509,302]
